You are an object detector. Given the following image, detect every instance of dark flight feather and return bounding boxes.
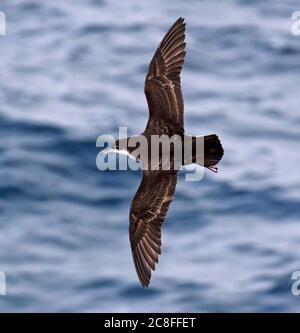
[129,171,177,287]
[144,17,186,135]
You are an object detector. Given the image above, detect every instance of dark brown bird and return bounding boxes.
[105,17,224,287]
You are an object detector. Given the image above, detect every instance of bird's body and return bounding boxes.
[107,18,224,287]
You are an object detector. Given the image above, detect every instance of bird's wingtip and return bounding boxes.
[140,280,150,288]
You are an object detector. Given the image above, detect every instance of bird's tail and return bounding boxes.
[183,134,224,173]
[202,134,224,173]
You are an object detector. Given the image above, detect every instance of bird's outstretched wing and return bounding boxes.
[129,170,177,287]
[144,17,186,135]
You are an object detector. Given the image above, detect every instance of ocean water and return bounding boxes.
[0,0,300,312]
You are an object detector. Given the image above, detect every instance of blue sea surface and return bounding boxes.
[0,0,300,312]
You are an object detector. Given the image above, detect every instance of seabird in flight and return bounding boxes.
[104,17,224,287]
